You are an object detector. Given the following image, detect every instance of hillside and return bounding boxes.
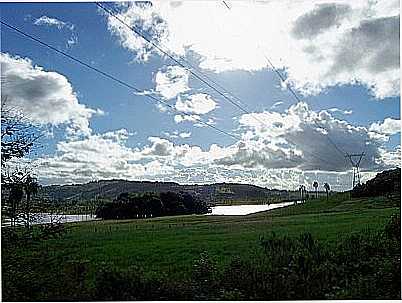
[352,168,401,198]
[41,180,299,204]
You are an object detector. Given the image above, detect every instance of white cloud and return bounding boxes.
[271,101,284,109]
[0,53,103,137]
[35,129,167,184]
[33,103,399,188]
[175,93,217,114]
[105,0,400,99]
[142,137,174,156]
[328,107,353,115]
[34,16,74,30]
[291,3,351,40]
[369,118,401,135]
[105,1,168,62]
[216,102,397,172]
[174,114,200,124]
[34,15,77,47]
[377,145,401,168]
[155,65,189,99]
[179,131,191,138]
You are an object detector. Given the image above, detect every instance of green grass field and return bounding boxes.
[21,194,398,276]
[2,193,399,300]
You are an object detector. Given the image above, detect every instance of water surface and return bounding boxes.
[209,201,301,216]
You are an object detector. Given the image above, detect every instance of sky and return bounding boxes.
[0,0,400,191]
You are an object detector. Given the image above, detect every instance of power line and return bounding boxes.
[96,2,265,124]
[260,52,349,160]
[0,19,327,170]
[0,20,240,141]
[97,2,341,169]
[220,1,349,163]
[217,2,344,169]
[0,18,340,171]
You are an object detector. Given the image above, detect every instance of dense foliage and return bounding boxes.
[95,191,210,219]
[352,168,401,198]
[2,214,399,300]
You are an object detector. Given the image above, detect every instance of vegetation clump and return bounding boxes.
[352,168,401,198]
[96,191,210,220]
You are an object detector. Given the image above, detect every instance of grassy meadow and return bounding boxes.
[2,193,400,300]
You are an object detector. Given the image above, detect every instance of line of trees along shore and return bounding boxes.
[96,191,210,220]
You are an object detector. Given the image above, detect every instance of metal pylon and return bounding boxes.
[345,153,365,189]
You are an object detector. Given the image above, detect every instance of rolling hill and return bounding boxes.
[40,180,301,204]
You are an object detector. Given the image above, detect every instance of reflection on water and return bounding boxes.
[2,213,97,226]
[34,213,98,224]
[209,201,301,216]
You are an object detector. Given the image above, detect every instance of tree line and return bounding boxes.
[96,191,210,220]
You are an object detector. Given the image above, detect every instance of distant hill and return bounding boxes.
[40,180,300,204]
[352,168,401,198]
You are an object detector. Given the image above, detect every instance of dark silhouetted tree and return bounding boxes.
[299,185,306,203]
[313,181,319,199]
[323,183,330,201]
[23,174,40,228]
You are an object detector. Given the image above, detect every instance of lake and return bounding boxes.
[208,201,301,216]
[2,201,301,226]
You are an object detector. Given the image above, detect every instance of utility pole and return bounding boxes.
[345,153,365,189]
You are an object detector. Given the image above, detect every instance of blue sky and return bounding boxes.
[1,1,400,190]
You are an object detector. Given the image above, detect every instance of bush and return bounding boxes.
[352,168,400,198]
[96,191,210,220]
[191,251,219,299]
[217,221,401,300]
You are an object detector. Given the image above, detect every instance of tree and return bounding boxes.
[313,181,319,199]
[1,98,42,228]
[95,192,210,220]
[323,183,330,201]
[299,185,306,203]
[5,172,25,227]
[147,196,164,217]
[22,174,40,228]
[1,98,41,168]
[2,169,41,228]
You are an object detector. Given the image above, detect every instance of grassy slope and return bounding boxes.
[24,193,398,280]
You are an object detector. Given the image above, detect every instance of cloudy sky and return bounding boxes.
[1,1,400,191]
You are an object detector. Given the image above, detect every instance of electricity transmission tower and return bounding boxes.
[345,153,365,189]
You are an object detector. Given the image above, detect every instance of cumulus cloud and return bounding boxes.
[0,53,103,137]
[291,3,351,39]
[216,102,396,172]
[155,65,190,99]
[369,118,401,135]
[105,1,400,99]
[33,102,399,188]
[35,129,165,184]
[105,1,168,62]
[142,137,174,156]
[175,93,217,114]
[377,145,401,168]
[327,15,400,98]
